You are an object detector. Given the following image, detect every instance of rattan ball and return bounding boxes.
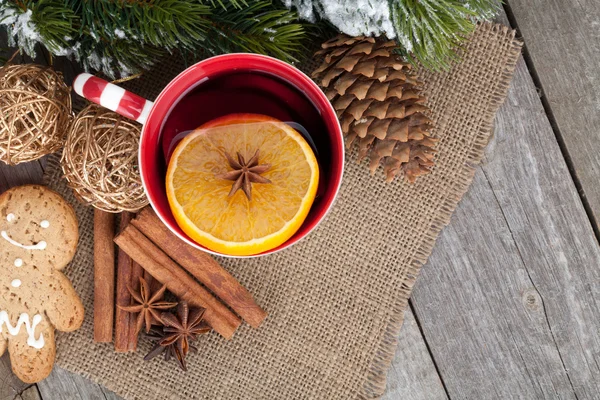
[61,104,149,212]
[0,64,72,165]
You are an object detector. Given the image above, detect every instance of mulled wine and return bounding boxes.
[159,70,334,201]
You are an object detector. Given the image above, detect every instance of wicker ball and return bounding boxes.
[0,64,72,165]
[61,104,149,212]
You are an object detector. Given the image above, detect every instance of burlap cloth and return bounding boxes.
[43,23,522,399]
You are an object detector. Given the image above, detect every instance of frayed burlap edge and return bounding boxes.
[360,23,523,399]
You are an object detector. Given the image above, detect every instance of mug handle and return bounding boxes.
[73,73,154,125]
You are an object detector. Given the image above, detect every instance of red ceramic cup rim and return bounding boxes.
[139,53,344,257]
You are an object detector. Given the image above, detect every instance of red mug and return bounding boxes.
[73,54,344,257]
[73,53,344,257]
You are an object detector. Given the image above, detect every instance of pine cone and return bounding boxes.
[312,35,437,183]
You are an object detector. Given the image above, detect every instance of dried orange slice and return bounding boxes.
[166,113,319,256]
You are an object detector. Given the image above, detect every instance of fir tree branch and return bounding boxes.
[26,0,77,52]
[0,0,313,78]
[0,0,78,56]
[205,1,307,62]
[390,0,501,70]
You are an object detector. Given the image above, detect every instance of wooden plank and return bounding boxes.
[505,0,600,226]
[101,386,122,400]
[37,367,116,400]
[410,47,600,398]
[383,309,448,400]
[482,59,600,396]
[0,160,44,193]
[411,164,576,397]
[18,386,42,400]
[0,354,29,399]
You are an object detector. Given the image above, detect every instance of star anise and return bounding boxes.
[160,302,211,364]
[143,327,198,372]
[118,277,177,334]
[216,149,271,200]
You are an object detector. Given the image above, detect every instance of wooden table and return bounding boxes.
[2,3,599,399]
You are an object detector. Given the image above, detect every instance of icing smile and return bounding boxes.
[1,231,47,250]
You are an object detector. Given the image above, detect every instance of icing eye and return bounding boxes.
[40,220,50,229]
[6,213,15,222]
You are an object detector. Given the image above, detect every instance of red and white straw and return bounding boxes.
[73,73,153,125]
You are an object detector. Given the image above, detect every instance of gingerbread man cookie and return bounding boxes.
[0,185,84,383]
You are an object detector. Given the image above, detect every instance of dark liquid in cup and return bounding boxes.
[160,70,333,200]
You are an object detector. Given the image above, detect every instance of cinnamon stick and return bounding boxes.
[127,247,145,351]
[132,207,267,328]
[94,209,116,343]
[144,270,162,294]
[114,225,241,339]
[130,258,145,292]
[114,212,133,352]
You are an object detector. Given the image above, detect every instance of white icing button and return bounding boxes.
[6,213,15,222]
[14,258,22,267]
[40,220,50,228]
[11,279,21,288]
[38,241,47,250]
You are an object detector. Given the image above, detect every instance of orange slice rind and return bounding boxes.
[166,114,319,256]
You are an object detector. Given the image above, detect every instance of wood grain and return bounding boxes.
[506,0,600,225]
[0,160,44,193]
[383,309,448,400]
[37,367,117,400]
[18,386,42,400]
[483,62,600,396]
[410,52,600,398]
[0,354,29,400]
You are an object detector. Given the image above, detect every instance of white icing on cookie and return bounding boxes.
[0,311,44,349]
[1,231,47,250]
[6,213,15,222]
[14,258,22,267]
[11,279,21,288]
[40,220,49,228]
